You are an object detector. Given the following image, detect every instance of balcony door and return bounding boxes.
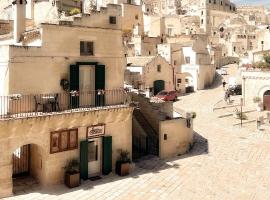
[70,63,105,108]
[79,66,95,107]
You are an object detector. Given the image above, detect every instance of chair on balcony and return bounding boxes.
[34,95,43,112]
[48,94,60,112]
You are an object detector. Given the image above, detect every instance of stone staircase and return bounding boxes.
[133,109,159,156]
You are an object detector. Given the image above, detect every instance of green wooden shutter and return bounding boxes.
[80,140,88,180]
[95,65,105,90]
[102,136,112,175]
[70,64,80,108]
[95,65,105,106]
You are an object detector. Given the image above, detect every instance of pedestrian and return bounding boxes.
[227,92,231,104]
[222,80,227,90]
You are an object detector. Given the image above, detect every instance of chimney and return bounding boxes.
[13,0,27,43]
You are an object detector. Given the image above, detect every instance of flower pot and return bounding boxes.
[116,161,130,176]
[65,172,80,188]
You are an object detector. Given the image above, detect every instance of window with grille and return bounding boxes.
[80,41,94,56]
[109,16,117,24]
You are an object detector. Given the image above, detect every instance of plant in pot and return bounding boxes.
[64,159,80,188]
[233,108,248,120]
[253,96,263,112]
[115,150,131,176]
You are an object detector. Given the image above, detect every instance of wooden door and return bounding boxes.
[264,95,270,111]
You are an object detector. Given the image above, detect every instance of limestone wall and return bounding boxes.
[159,118,193,159]
[6,23,125,94]
[0,107,133,198]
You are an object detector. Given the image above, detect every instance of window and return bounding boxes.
[109,16,117,24]
[214,0,216,4]
[135,15,139,20]
[177,79,182,84]
[221,1,223,5]
[209,0,211,3]
[157,64,161,72]
[201,19,204,25]
[201,11,203,16]
[185,57,190,64]
[50,129,78,154]
[167,28,173,36]
[80,41,94,56]
[174,60,177,65]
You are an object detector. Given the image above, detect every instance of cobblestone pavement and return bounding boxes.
[5,65,270,200]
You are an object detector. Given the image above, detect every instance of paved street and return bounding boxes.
[5,65,270,200]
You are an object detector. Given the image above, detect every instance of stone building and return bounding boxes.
[242,70,270,110]
[0,3,134,198]
[126,55,174,94]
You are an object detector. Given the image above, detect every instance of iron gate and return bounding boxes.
[12,144,30,177]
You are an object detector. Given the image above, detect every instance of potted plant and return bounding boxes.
[115,150,131,176]
[64,159,80,188]
[253,96,263,112]
[233,108,247,120]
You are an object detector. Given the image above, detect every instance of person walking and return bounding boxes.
[222,80,227,90]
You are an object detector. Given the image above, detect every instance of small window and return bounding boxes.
[214,0,216,4]
[109,16,117,24]
[80,41,94,56]
[201,11,203,16]
[157,64,161,72]
[177,79,182,84]
[174,60,177,65]
[50,129,78,154]
[185,57,190,64]
[221,1,223,5]
[209,0,211,3]
[135,15,139,20]
[201,19,204,25]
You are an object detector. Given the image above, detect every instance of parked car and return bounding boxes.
[228,84,242,95]
[156,90,177,101]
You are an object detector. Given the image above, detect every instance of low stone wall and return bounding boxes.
[131,93,194,159]
[159,118,193,159]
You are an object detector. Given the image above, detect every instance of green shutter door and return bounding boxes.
[153,80,165,95]
[95,65,105,106]
[70,64,80,108]
[102,136,112,175]
[80,140,88,180]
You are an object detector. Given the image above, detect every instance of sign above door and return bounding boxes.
[87,124,105,138]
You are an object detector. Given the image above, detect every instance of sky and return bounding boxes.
[232,0,270,6]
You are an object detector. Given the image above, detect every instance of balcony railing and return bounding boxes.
[0,89,129,120]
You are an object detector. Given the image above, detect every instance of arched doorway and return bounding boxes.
[12,144,42,194]
[183,73,195,93]
[153,80,165,95]
[263,90,270,111]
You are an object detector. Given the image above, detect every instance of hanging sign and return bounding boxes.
[87,124,105,138]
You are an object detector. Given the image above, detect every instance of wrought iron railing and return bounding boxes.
[0,89,129,119]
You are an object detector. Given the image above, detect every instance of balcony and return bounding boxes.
[0,90,129,120]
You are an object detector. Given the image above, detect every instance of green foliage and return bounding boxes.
[117,150,131,164]
[253,96,261,103]
[254,53,270,69]
[69,8,81,16]
[65,159,80,174]
[190,112,196,119]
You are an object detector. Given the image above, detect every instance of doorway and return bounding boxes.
[263,90,270,111]
[153,80,165,95]
[12,144,41,194]
[88,138,102,177]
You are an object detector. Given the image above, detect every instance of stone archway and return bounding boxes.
[10,143,45,195]
[183,72,195,93]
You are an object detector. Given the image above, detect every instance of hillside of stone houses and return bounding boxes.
[0,0,270,199]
